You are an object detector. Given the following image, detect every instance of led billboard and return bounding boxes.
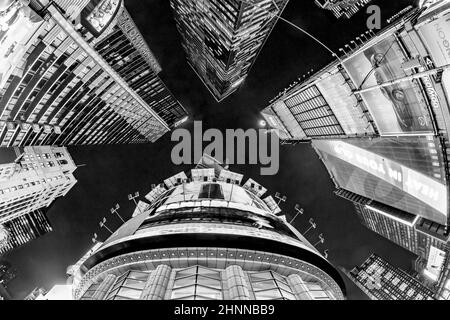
[0,2,44,91]
[313,139,448,225]
[81,0,123,37]
[424,246,446,282]
[418,13,450,67]
[316,68,374,136]
[343,34,433,135]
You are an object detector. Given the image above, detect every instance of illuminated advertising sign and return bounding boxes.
[313,139,448,224]
[316,68,374,135]
[81,0,122,37]
[0,1,44,91]
[424,246,446,282]
[418,12,450,67]
[343,34,433,135]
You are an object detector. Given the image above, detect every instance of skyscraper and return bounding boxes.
[70,156,346,300]
[0,0,187,147]
[170,0,290,102]
[0,209,53,255]
[0,260,16,299]
[0,146,77,224]
[314,0,373,19]
[344,254,436,300]
[261,0,450,297]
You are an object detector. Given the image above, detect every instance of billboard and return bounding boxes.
[424,246,446,282]
[0,2,44,91]
[313,139,448,225]
[343,34,433,135]
[81,0,123,37]
[316,69,374,136]
[418,9,450,68]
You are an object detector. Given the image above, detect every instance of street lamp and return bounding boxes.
[92,233,99,244]
[313,233,325,247]
[99,217,113,235]
[289,204,304,224]
[110,203,125,223]
[324,249,329,259]
[128,191,140,205]
[303,218,317,235]
[274,192,287,205]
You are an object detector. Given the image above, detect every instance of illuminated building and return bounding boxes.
[0,209,52,255]
[343,254,436,300]
[71,156,346,300]
[170,0,289,102]
[262,3,450,236]
[0,146,77,224]
[314,0,373,19]
[0,0,187,147]
[24,287,47,300]
[0,260,15,300]
[0,261,16,287]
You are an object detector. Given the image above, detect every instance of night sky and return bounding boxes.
[3,0,419,300]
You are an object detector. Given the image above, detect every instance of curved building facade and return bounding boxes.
[72,157,346,300]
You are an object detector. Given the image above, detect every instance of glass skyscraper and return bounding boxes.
[344,254,436,300]
[0,0,187,146]
[71,156,346,300]
[170,0,290,102]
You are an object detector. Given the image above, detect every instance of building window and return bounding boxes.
[249,271,296,300]
[171,266,223,300]
[106,271,149,300]
[198,183,224,200]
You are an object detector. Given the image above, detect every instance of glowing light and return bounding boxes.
[231,78,244,88]
[0,225,10,251]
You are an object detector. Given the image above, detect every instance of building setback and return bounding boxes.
[70,156,346,300]
[0,146,77,224]
[344,254,436,300]
[0,0,187,147]
[170,0,289,102]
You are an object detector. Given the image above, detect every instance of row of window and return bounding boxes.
[0,176,66,195]
[95,266,333,301]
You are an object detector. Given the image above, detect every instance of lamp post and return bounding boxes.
[313,233,325,247]
[303,218,317,236]
[110,203,125,223]
[99,217,113,235]
[274,192,287,205]
[289,204,304,224]
[128,192,140,206]
[324,249,329,259]
[92,233,99,244]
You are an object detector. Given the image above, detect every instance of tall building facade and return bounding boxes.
[344,254,436,300]
[170,0,290,102]
[0,0,187,147]
[0,209,52,255]
[70,156,346,300]
[0,146,77,224]
[314,0,373,19]
[262,1,450,297]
